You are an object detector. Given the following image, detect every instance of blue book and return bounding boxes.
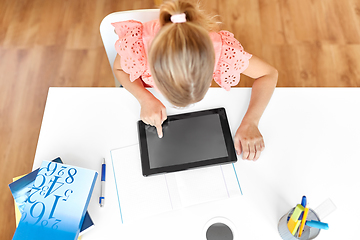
[12,160,98,240]
[9,158,95,235]
[79,211,94,236]
[9,158,62,213]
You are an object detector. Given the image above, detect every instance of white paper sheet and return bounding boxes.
[110,144,242,224]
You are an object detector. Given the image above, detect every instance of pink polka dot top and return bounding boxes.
[112,19,252,91]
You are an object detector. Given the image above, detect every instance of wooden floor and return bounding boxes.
[1,0,359,238]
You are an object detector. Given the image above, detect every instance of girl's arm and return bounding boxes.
[113,54,167,138]
[234,55,278,161]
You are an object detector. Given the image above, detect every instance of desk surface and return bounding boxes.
[33,87,360,240]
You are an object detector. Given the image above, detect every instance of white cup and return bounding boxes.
[203,217,237,240]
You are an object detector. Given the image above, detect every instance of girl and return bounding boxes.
[112,0,278,161]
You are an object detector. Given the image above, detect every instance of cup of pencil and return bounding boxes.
[278,196,329,240]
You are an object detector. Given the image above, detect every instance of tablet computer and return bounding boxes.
[137,107,237,176]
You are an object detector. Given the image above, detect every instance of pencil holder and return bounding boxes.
[278,208,321,240]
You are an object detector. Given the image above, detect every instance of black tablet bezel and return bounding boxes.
[137,107,237,176]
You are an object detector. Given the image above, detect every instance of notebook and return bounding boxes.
[111,144,242,224]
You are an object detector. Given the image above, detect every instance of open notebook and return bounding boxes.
[110,144,242,224]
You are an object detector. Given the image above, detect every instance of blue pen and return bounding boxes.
[301,196,307,207]
[99,158,106,207]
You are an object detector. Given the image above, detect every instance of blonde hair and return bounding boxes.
[149,0,220,107]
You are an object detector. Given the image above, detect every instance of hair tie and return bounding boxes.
[170,13,187,23]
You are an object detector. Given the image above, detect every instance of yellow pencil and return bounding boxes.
[298,205,309,238]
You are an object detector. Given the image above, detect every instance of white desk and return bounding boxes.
[33,87,360,239]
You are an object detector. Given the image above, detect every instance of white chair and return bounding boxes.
[100,9,160,87]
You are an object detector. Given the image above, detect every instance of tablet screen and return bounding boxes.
[138,108,237,176]
[146,114,228,168]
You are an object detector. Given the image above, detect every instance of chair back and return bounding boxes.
[100,9,160,86]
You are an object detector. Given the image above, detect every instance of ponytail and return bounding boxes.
[159,0,220,32]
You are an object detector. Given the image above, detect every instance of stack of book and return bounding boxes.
[9,157,98,240]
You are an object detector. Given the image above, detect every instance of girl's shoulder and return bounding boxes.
[111,19,161,87]
[210,30,252,91]
[111,19,160,40]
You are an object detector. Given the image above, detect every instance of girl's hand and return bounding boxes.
[234,121,265,161]
[140,97,167,138]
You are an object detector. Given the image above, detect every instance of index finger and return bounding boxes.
[155,122,163,138]
[153,117,163,138]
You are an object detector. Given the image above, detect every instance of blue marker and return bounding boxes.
[99,158,106,207]
[305,220,329,230]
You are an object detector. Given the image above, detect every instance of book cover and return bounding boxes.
[9,158,62,214]
[9,157,95,236]
[12,160,98,240]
